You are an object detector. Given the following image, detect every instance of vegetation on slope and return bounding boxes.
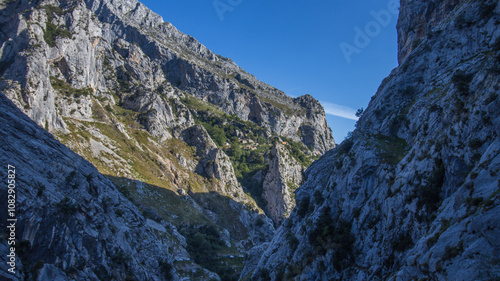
[181,94,317,209]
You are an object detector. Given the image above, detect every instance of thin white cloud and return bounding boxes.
[320,101,359,121]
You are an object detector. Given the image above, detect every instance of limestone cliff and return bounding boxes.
[0,93,185,281]
[0,0,334,154]
[246,0,500,280]
[0,0,332,255]
[262,144,305,225]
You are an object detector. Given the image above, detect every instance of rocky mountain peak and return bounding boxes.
[294,94,323,114]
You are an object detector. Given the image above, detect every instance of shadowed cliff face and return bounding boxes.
[0,93,180,281]
[245,0,500,280]
[0,92,276,280]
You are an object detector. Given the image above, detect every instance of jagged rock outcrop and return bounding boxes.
[0,93,183,281]
[181,124,248,200]
[121,86,195,141]
[262,144,305,225]
[245,0,500,280]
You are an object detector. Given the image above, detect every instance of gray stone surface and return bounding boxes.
[245,0,500,280]
[0,93,180,280]
[0,0,334,154]
[262,143,305,225]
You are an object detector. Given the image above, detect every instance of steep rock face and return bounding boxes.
[398,0,469,63]
[121,86,195,141]
[0,93,183,281]
[0,0,335,154]
[246,0,500,280]
[181,124,248,201]
[262,144,305,225]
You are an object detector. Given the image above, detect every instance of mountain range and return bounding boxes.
[0,0,499,280]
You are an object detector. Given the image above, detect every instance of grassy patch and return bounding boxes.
[55,115,198,191]
[258,95,299,116]
[373,134,409,165]
[108,176,208,225]
[43,21,71,47]
[50,76,91,97]
[181,224,243,281]
[180,94,225,116]
[42,4,64,19]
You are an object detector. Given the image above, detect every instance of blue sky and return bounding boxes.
[140,0,400,143]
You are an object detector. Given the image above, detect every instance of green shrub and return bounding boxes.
[43,21,71,47]
[50,76,91,97]
[337,137,354,156]
[296,196,310,218]
[255,216,265,227]
[308,207,354,271]
[494,37,500,52]
[389,114,409,134]
[451,70,474,96]
[468,138,483,150]
[111,249,131,266]
[281,136,314,167]
[313,190,324,205]
[391,232,413,252]
[352,207,361,218]
[355,108,364,117]
[35,181,46,197]
[56,197,78,216]
[258,268,270,280]
[183,224,225,274]
[466,197,483,207]
[286,232,299,251]
[402,86,416,97]
[159,260,173,280]
[115,209,124,217]
[0,59,14,76]
[416,159,445,213]
[42,5,64,18]
[374,134,409,165]
[443,241,463,260]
